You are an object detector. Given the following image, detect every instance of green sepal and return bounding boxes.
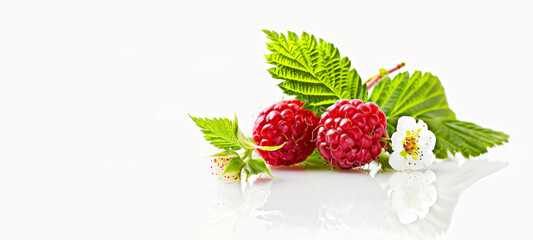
[208,150,239,158]
[236,128,258,150]
[296,149,332,169]
[221,156,245,176]
[236,127,285,151]
[257,143,285,151]
[377,151,392,170]
[243,167,251,181]
[246,158,275,178]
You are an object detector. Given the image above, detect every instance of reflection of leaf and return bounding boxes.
[206,179,280,233]
[206,160,507,239]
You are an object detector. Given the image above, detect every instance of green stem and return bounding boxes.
[242,149,253,162]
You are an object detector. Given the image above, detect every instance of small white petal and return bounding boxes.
[416,119,429,131]
[397,116,417,132]
[391,132,406,152]
[211,157,240,183]
[421,150,436,168]
[419,129,436,151]
[389,151,408,171]
[406,154,424,170]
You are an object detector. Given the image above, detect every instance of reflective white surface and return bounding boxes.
[202,159,507,240]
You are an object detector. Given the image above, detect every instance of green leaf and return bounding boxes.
[246,158,275,178]
[221,156,245,176]
[369,71,509,158]
[264,30,367,114]
[190,115,243,150]
[208,150,239,158]
[369,71,455,121]
[424,118,509,158]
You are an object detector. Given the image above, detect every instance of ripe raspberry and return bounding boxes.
[316,99,388,169]
[253,99,319,166]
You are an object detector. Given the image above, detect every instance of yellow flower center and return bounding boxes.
[400,129,421,160]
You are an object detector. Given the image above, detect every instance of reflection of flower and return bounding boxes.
[390,116,436,171]
[211,157,240,183]
[389,170,437,224]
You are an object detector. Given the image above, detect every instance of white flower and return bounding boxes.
[389,170,438,224]
[389,116,436,171]
[211,157,240,183]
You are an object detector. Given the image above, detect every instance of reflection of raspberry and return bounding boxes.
[316,99,388,169]
[253,100,319,166]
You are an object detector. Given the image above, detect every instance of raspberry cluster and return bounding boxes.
[253,100,319,166]
[316,99,387,169]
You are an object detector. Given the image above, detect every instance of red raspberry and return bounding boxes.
[253,100,320,166]
[316,99,388,169]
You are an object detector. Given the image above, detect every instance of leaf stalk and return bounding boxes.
[366,62,405,89]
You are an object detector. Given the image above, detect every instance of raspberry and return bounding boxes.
[253,99,320,166]
[316,99,388,169]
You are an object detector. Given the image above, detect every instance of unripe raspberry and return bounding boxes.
[316,99,388,169]
[253,100,319,166]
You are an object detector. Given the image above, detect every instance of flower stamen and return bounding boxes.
[400,129,421,160]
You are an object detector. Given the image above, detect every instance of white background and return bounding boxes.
[1,0,532,239]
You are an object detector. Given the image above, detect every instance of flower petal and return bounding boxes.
[421,149,436,168]
[397,116,417,132]
[391,131,406,152]
[406,154,424,170]
[419,129,436,151]
[389,151,408,171]
[416,119,429,131]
